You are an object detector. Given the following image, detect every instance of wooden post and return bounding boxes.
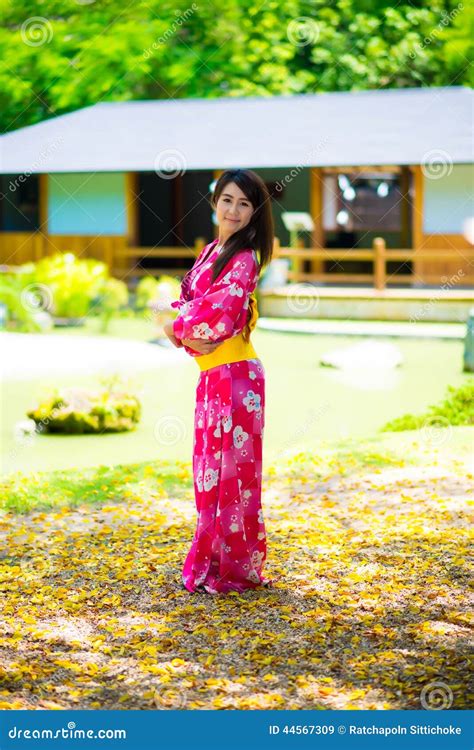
[310,167,324,276]
[373,237,386,290]
[411,165,424,250]
[295,236,305,281]
[411,164,425,283]
[125,172,138,246]
[273,236,280,258]
[125,172,139,278]
[400,166,410,248]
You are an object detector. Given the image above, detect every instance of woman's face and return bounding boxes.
[214,181,254,239]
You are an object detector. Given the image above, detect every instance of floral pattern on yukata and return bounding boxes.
[182,358,272,594]
[170,239,272,594]
[171,239,259,357]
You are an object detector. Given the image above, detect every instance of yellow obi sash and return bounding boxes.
[195,293,259,372]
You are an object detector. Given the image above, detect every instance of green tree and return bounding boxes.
[0,0,471,134]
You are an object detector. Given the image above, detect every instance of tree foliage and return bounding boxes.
[0,0,471,133]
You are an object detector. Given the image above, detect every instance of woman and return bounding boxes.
[163,169,274,594]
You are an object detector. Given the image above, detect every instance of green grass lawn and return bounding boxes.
[1,316,472,476]
[2,426,471,515]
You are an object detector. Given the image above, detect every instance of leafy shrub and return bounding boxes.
[0,272,42,332]
[381,380,474,432]
[34,252,107,318]
[135,276,158,310]
[27,378,141,434]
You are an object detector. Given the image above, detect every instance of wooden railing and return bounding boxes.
[112,238,207,278]
[1,232,472,289]
[273,237,474,290]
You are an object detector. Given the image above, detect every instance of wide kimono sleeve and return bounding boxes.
[172,250,258,342]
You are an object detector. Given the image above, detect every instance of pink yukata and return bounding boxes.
[171,238,272,594]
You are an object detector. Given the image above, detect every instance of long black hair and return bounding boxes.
[209,169,274,283]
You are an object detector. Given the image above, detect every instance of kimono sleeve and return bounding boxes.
[172,250,258,342]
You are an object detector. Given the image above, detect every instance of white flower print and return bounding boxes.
[213,421,221,438]
[249,371,257,380]
[192,322,213,339]
[196,469,203,493]
[230,523,239,533]
[258,509,264,524]
[258,531,265,540]
[243,390,261,413]
[229,283,244,298]
[251,550,264,568]
[216,322,226,333]
[243,490,251,499]
[219,271,232,285]
[203,467,218,491]
[214,450,221,460]
[222,415,232,433]
[231,514,238,522]
[233,425,249,449]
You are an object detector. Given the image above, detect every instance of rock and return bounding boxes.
[320,340,403,370]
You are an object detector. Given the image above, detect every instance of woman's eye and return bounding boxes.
[222,198,249,206]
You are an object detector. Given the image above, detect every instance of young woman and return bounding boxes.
[163,169,274,594]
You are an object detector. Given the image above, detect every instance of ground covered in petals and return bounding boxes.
[1,429,472,710]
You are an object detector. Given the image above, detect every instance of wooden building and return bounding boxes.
[0,86,472,290]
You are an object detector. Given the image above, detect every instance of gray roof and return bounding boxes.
[0,86,472,174]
